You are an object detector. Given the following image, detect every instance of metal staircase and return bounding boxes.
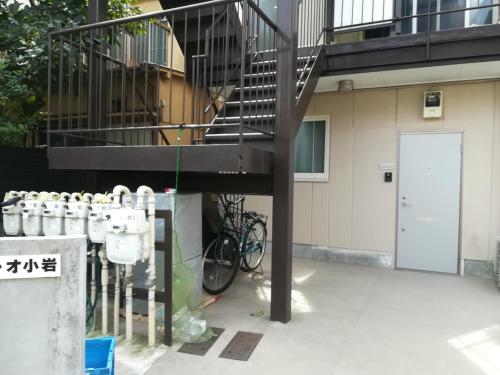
[42,0,332,324]
[204,55,316,149]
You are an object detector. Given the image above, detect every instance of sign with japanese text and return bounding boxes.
[0,254,61,280]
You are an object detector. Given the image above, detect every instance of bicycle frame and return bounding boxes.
[215,194,267,256]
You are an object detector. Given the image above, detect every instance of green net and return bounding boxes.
[156,127,215,344]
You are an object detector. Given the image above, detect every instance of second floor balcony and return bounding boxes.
[44,0,500,176]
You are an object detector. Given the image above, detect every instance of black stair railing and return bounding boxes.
[296,0,328,105]
[203,0,278,146]
[45,0,278,148]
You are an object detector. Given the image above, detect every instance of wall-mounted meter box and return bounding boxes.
[88,202,112,244]
[106,207,150,265]
[42,195,67,236]
[22,197,44,236]
[423,91,443,119]
[2,193,23,236]
[65,201,91,235]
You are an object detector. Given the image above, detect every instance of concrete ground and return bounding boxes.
[147,257,500,375]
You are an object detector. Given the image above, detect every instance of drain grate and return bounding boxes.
[219,331,263,361]
[178,328,225,356]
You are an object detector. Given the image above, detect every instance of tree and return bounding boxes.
[0,0,141,146]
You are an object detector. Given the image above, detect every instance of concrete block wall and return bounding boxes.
[0,236,87,375]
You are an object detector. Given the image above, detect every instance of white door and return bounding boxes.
[397,133,462,274]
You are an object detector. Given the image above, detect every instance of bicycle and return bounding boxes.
[202,194,267,295]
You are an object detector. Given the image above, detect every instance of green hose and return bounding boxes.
[175,126,183,193]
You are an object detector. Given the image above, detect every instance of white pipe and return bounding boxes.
[28,191,39,199]
[114,264,121,337]
[7,190,19,198]
[112,185,132,208]
[83,193,94,203]
[70,192,81,202]
[89,193,101,319]
[90,245,97,308]
[48,192,60,201]
[59,192,70,235]
[99,246,109,335]
[136,186,156,346]
[59,192,70,201]
[111,185,133,341]
[38,191,49,201]
[125,264,133,341]
[92,193,105,203]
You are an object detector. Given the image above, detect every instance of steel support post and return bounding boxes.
[271,0,298,323]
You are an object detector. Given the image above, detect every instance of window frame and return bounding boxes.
[294,115,331,183]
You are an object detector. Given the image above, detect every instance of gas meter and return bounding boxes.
[65,193,93,235]
[22,191,48,236]
[88,194,113,244]
[106,206,150,265]
[42,192,69,236]
[105,185,150,265]
[2,191,26,236]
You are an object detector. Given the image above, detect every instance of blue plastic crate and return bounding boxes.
[85,336,116,375]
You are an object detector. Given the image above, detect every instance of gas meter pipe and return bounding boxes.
[137,185,156,347]
[112,185,132,208]
[99,246,109,335]
[125,264,133,341]
[114,264,121,337]
[113,185,134,341]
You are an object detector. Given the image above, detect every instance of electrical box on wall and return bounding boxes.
[423,91,443,119]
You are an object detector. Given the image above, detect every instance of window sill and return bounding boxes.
[294,174,329,183]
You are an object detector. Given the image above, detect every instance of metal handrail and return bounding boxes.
[203,0,279,143]
[295,0,327,105]
[49,0,278,36]
[50,0,237,36]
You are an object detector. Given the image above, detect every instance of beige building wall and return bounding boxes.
[246,79,500,266]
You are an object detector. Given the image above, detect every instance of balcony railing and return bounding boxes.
[332,0,500,42]
[46,0,279,148]
[45,0,489,150]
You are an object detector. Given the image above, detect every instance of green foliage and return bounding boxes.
[0,0,141,146]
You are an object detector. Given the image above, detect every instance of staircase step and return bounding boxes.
[213,114,275,123]
[234,80,304,92]
[251,55,317,67]
[244,67,311,78]
[234,84,276,91]
[205,132,273,141]
[225,99,276,106]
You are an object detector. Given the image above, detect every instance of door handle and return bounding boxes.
[401,228,406,232]
[401,196,407,206]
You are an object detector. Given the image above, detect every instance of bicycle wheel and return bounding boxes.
[241,219,267,271]
[202,232,240,295]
